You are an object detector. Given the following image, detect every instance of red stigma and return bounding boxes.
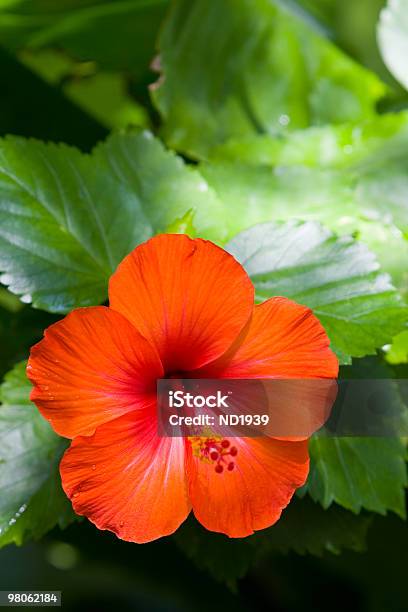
[189,437,238,474]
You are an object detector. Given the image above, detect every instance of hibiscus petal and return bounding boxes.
[203,297,338,379]
[27,306,163,438]
[109,234,254,372]
[187,436,309,537]
[60,410,191,543]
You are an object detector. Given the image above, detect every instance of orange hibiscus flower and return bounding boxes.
[27,234,338,542]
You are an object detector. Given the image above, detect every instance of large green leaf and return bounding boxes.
[378,0,408,91]
[305,436,407,517]
[0,361,76,547]
[175,498,371,586]
[209,112,408,250]
[151,0,385,158]
[0,131,225,312]
[91,131,226,241]
[207,111,408,240]
[201,148,408,295]
[226,220,408,363]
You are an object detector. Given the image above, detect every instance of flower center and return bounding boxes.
[189,436,238,474]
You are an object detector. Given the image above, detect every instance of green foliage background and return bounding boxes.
[0,1,408,610]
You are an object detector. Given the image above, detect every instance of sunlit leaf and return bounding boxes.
[226,220,408,363]
[0,131,225,312]
[207,112,408,298]
[152,0,385,157]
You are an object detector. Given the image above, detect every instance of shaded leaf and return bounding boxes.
[175,498,371,586]
[0,0,168,80]
[300,356,408,517]
[0,45,106,147]
[0,361,76,548]
[21,49,150,131]
[306,436,407,517]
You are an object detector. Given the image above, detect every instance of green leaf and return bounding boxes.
[297,355,408,517]
[206,111,408,240]
[0,45,107,149]
[209,112,408,251]
[257,497,372,556]
[92,132,226,241]
[378,0,408,91]
[202,161,356,238]
[174,516,256,588]
[152,0,386,158]
[175,498,371,586]
[0,361,76,548]
[305,436,407,517]
[0,131,225,313]
[0,300,57,380]
[21,49,150,131]
[205,111,408,295]
[226,220,408,363]
[0,0,168,79]
[210,112,408,170]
